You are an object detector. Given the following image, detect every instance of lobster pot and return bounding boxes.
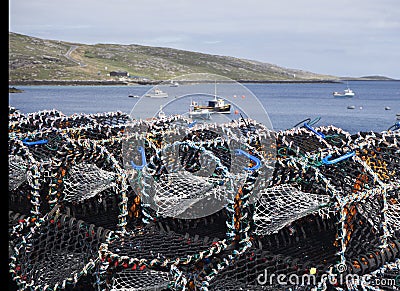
[48,136,131,231]
[65,187,135,231]
[8,132,65,217]
[9,109,65,133]
[277,126,333,156]
[10,212,110,290]
[7,107,400,291]
[85,111,130,127]
[98,224,215,290]
[184,214,337,290]
[155,209,229,241]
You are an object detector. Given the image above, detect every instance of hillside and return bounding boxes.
[9,32,338,84]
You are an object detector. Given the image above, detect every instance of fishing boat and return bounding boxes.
[333,88,355,98]
[192,97,231,113]
[333,82,355,98]
[145,88,168,98]
[191,82,231,114]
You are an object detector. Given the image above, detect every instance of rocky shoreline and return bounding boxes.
[9,79,344,86]
[10,78,398,87]
[9,87,24,93]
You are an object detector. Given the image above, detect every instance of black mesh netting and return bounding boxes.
[9,108,400,291]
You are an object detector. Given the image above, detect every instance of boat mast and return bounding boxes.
[214,80,217,100]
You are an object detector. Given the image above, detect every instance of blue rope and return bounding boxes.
[188,120,197,128]
[130,146,147,170]
[322,151,355,165]
[303,122,325,139]
[22,139,48,146]
[234,149,261,171]
[388,121,400,131]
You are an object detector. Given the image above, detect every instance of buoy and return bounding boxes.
[234,110,239,114]
[241,95,245,99]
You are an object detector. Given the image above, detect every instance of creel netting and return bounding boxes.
[8,108,400,291]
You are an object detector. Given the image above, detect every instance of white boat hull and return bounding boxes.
[333,93,354,98]
[333,88,355,98]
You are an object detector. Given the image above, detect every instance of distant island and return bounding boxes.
[360,75,395,80]
[8,32,396,85]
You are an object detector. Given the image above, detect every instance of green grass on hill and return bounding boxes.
[9,32,338,83]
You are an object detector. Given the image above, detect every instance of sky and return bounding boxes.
[9,0,400,79]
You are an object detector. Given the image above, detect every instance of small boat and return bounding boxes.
[169,81,179,87]
[191,81,231,114]
[128,94,140,98]
[145,88,168,98]
[333,88,355,98]
[333,82,355,98]
[191,97,231,114]
[385,106,391,110]
[347,105,355,109]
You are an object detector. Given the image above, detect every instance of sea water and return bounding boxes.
[9,81,400,133]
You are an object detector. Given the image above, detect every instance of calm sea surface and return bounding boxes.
[9,81,400,133]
